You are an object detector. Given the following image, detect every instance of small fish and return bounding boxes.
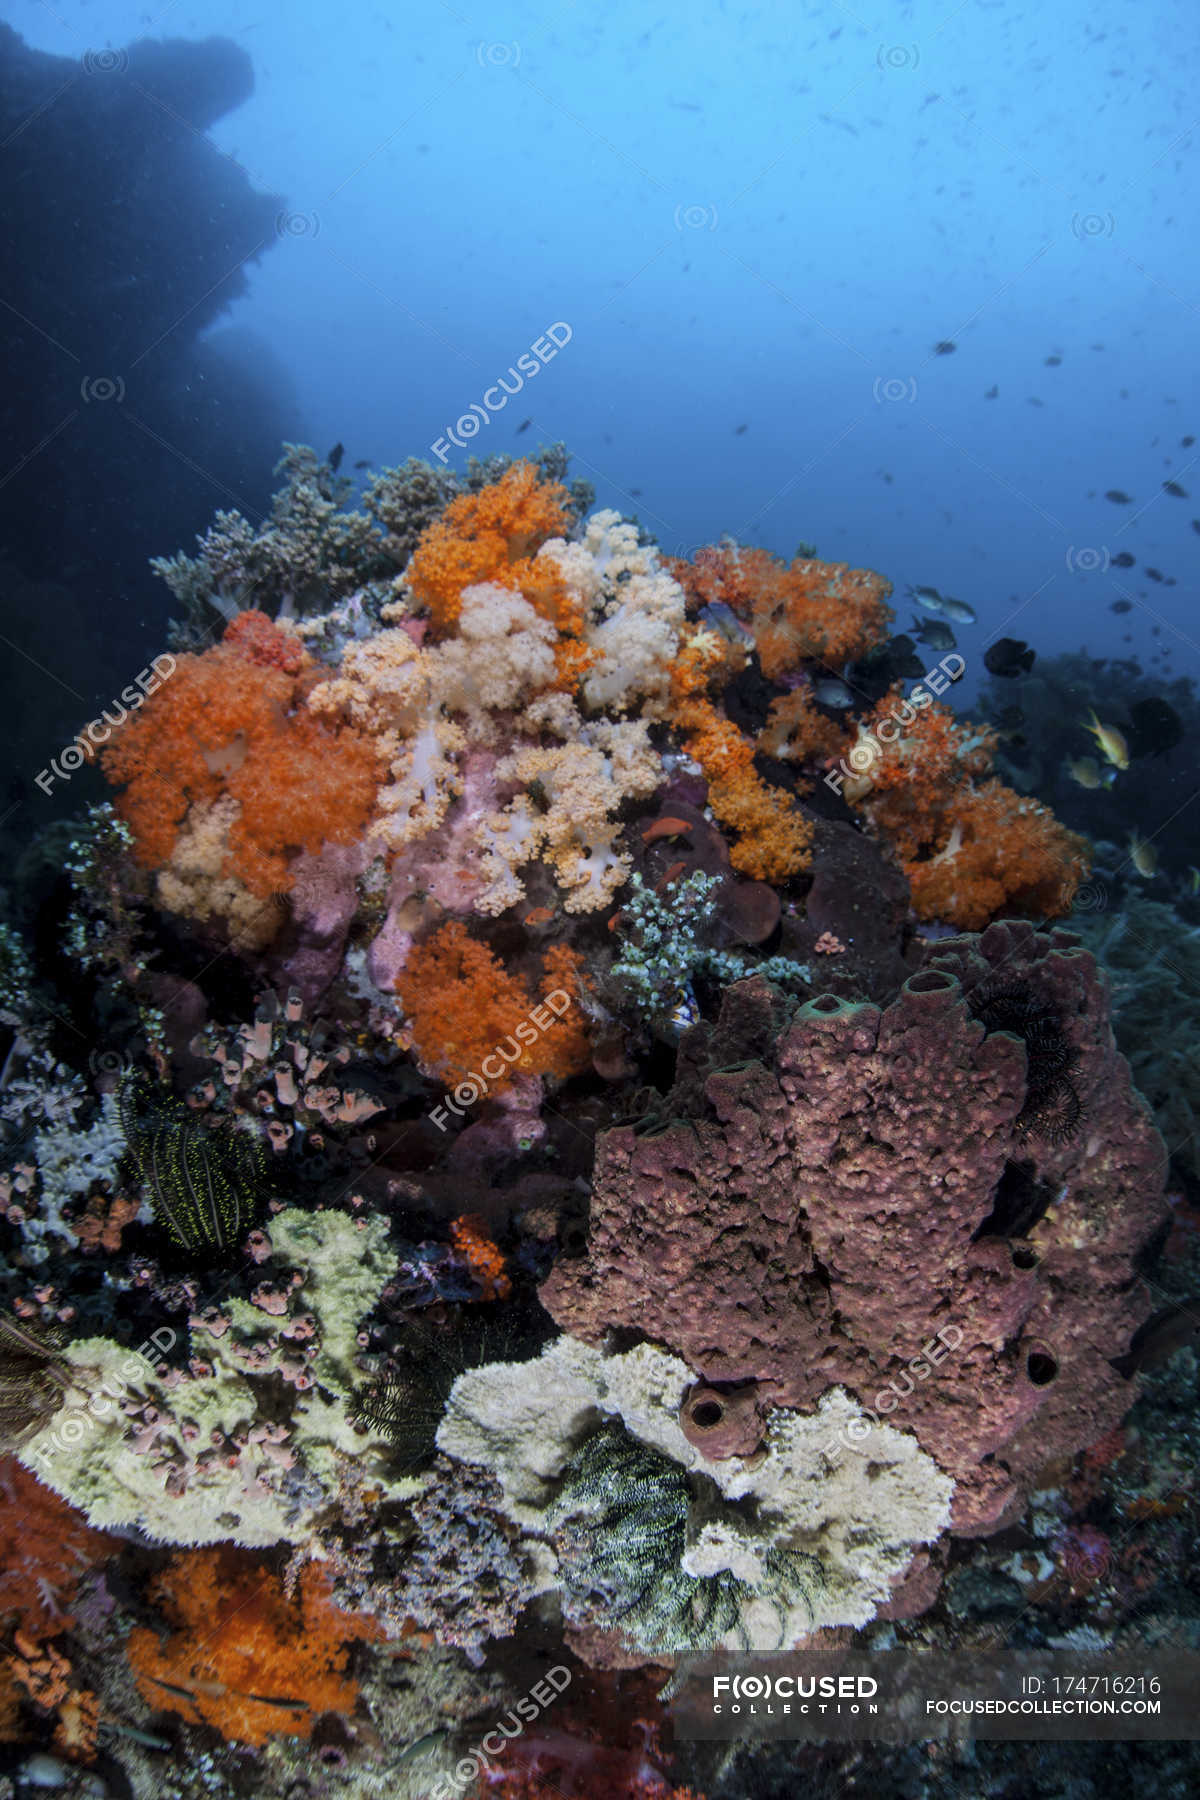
[1128,829,1158,878]
[523,907,554,927]
[1044,354,1062,366]
[984,637,1035,677]
[996,704,1024,729]
[641,816,694,843]
[984,384,999,398]
[515,418,532,435]
[907,584,945,613]
[1110,551,1135,568]
[1066,756,1109,790]
[1163,479,1188,497]
[353,458,372,469]
[630,487,642,496]
[909,615,957,651]
[1188,866,1200,896]
[734,423,748,435]
[1145,567,1164,582]
[1183,436,1196,447]
[811,676,856,708]
[937,594,977,624]
[666,989,701,1039]
[327,441,344,472]
[933,340,956,355]
[1110,598,1133,613]
[1083,709,1130,770]
[1105,489,1133,503]
[1193,520,1200,534]
[1110,1301,1200,1377]
[655,860,688,892]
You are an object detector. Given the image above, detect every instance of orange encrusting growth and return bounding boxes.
[396,924,592,1092]
[451,1214,511,1300]
[126,1548,382,1747]
[406,461,572,637]
[0,1457,116,1642]
[844,692,1089,929]
[668,541,893,675]
[99,612,384,896]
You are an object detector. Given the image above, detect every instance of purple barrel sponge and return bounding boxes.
[541,920,1167,1550]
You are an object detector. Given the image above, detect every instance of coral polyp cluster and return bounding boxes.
[0,443,1178,1798]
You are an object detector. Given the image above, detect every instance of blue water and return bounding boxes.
[10,0,1200,693]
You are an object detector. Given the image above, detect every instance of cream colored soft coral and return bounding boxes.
[424,582,558,729]
[488,716,661,913]
[156,796,282,951]
[305,627,429,736]
[538,509,687,717]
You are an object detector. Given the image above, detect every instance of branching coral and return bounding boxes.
[396,923,591,1091]
[127,1547,381,1744]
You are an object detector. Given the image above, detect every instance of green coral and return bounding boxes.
[548,1421,821,1656]
[610,871,809,1032]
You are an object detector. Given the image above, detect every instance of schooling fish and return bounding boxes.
[1105,489,1133,503]
[1110,598,1133,613]
[327,441,344,472]
[1128,829,1158,878]
[1066,756,1105,790]
[811,676,856,708]
[1182,436,1195,447]
[1083,709,1130,770]
[1163,479,1188,497]
[1110,1301,1200,1378]
[933,340,956,354]
[984,384,999,398]
[1110,551,1135,568]
[910,615,957,651]
[907,584,945,613]
[515,418,532,434]
[984,637,1035,677]
[937,594,977,625]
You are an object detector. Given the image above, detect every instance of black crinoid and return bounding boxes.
[119,1075,267,1255]
[968,983,1083,1142]
[349,1303,554,1474]
[0,1312,75,1455]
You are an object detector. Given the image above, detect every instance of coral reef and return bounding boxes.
[542,924,1168,1541]
[0,444,1176,1793]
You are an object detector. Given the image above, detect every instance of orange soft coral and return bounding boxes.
[127,1548,381,1747]
[406,461,571,636]
[669,541,893,675]
[100,613,383,897]
[451,1213,511,1300]
[843,692,1088,928]
[396,924,592,1091]
[0,1458,115,1643]
[666,627,814,883]
[759,684,855,776]
[904,781,1090,929]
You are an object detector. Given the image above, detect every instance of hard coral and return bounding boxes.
[541,923,1168,1545]
[406,461,571,636]
[127,1547,381,1745]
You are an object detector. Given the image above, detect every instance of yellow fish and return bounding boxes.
[1066,755,1103,789]
[1189,866,1200,896]
[1083,709,1129,770]
[1128,829,1158,879]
